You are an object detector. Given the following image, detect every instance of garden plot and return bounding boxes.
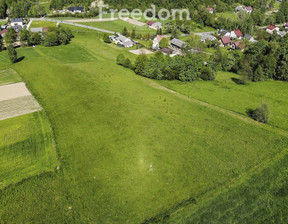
[0,82,42,121]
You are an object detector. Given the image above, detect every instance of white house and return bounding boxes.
[151,22,162,30]
[114,35,134,48]
[206,7,214,14]
[152,35,167,49]
[10,18,23,27]
[201,34,216,42]
[266,25,279,34]
[244,34,257,42]
[230,29,243,39]
[245,6,253,14]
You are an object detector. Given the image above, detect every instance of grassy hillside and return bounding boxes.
[0,111,58,189]
[30,20,56,28]
[158,72,288,131]
[0,68,22,86]
[0,67,58,189]
[166,150,288,223]
[0,26,287,223]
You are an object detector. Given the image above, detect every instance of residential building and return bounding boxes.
[10,18,23,27]
[152,35,167,49]
[170,38,186,49]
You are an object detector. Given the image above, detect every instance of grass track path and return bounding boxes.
[142,78,288,139]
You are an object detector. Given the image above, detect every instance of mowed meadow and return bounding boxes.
[0,26,288,223]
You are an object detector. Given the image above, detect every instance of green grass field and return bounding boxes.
[0,68,22,85]
[0,111,58,189]
[78,19,156,34]
[0,25,288,223]
[158,72,288,131]
[216,12,239,21]
[0,66,58,190]
[30,20,56,29]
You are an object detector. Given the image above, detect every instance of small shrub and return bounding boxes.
[248,103,270,123]
[200,67,215,81]
[7,45,17,63]
[103,34,111,43]
[116,54,125,65]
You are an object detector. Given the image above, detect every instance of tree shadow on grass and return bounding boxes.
[231,77,247,85]
[16,56,25,63]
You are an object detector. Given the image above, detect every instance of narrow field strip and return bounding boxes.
[0,96,42,121]
[0,82,42,121]
[0,82,32,101]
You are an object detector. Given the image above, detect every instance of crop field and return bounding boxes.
[0,111,58,189]
[0,26,288,223]
[0,68,58,189]
[78,19,156,34]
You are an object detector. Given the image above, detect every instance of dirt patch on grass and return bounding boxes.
[0,82,42,120]
[129,49,154,55]
[121,18,146,26]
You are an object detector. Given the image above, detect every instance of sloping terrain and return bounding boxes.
[0,26,287,223]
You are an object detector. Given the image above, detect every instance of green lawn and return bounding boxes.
[0,111,58,189]
[0,64,58,190]
[30,20,56,29]
[0,26,288,223]
[216,12,239,21]
[78,19,156,34]
[158,72,288,131]
[0,68,22,86]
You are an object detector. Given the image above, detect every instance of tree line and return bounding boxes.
[116,52,215,81]
[1,26,73,49]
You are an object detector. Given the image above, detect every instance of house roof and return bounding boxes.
[206,7,214,12]
[201,34,216,41]
[267,24,276,30]
[233,29,243,37]
[161,47,172,54]
[11,18,23,23]
[246,6,253,11]
[278,31,287,37]
[233,40,245,49]
[156,35,167,42]
[147,21,154,26]
[154,22,162,27]
[68,6,84,11]
[244,34,252,39]
[170,38,186,48]
[285,22,288,27]
[218,29,229,36]
[12,25,22,31]
[30,27,43,33]
[235,5,243,11]
[234,41,242,47]
[221,36,231,45]
[0,29,7,34]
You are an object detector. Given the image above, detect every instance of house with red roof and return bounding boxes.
[266,25,279,34]
[220,36,231,47]
[206,7,214,14]
[147,21,154,26]
[230,29,243,39]
[245,6,253,13]
[284,22,288,30]
[231,40,245,50]
[152,35,168,49]
[0,29,7,37]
